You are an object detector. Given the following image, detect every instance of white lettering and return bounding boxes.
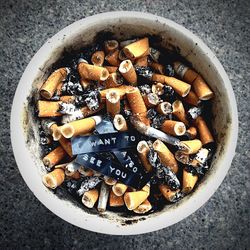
[124,136,129,141]
[90,157,95,164]
[96,160,102,167]
[133,167,138,173]
[131,136,135,141]
[115,169,121,175]
[104,138,110,145]
[110,166,115,173]
[90,141,97,147]
[121,172,127,179]
[111,137,116,144]
[98,139,104,145]
[82,154,88,161]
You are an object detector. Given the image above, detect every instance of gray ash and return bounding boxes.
[185,163,210,177]
[64,179,82,199]
[147,108,157,120]
[59,103,76,114]
[62,80,84,96]
[135,66,153,81]
[74,95,85,107]
[165,64,175,77]
[170,191,184,203]
[84,90,100,111]
[162,167,180,191]
[151,114,167,129]
[138,84,152,95]
[77,176,101,196]
[187,107,202,120]
[162,85,176,103]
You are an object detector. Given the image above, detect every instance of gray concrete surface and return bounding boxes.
[0,0,249,249]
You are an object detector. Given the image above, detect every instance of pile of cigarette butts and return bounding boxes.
[37,37,215,215]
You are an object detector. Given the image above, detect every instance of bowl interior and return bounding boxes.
[11,12,237,235]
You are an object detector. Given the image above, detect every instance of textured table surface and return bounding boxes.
[0,0,249,249]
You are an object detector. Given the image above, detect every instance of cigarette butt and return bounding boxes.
[42,168,65,189]
[37,100,62,117]
[182,169,198,194]
[91,50,105,66]
[174,150,190,164]
[78,62,109,81]
[113,114,128,131]
[58,136,73,157]
[195,116,214,145]
[133,199,152,214]
[59,95,75,103]
[50,124,62,141]
[159,184,180,202]
[104,66,118,74]
[60,116,100,138]
[112,182,128,196]
[172,100,189,126]
[120,38,137,48]
[181,139,202,154]
[153,139,178,174]
[137,141,152,172]
[82,189,99,208]
[105,50,121,66]
[152,82,165,96]
[182,90,200,106]
[149,62,165,74]
[124,188,149,210]
[164,76,191,97]
[104,176,117,186]
[122,37,149,59]
[55,82,63,96]
[156,102,172,115]
[185,126,197,139]
[97,182,110,212]
[106,90,120,118]
[105,72,123,88]
[104,40,119,54]
[109,190,124,207]
[126,87,150,125]
[135,56,148,67]
[173,61,198,83]
[192,75,214,100]
[143,93,159,108]
[68,171,81,180]
[161,120,186,136]
[119,60,137,85]
[80,78,91,90]
[152,73,166,83]
[40,68,68,99]
[42,146,67,168]
[100,85,134,101]
[118,49,128,61]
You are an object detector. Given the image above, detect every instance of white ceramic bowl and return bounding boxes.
[11,11,238,235]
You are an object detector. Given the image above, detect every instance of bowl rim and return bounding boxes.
[10,11,238,235]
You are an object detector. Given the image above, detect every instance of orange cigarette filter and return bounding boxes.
[173,61,198,83]
[161,120,186,136]
[119,60,137,85]
[153,139,179,174]
[59,95,75,103]
[40,68,68,99]
[106,90,120,118]
[60,116,98,138]
[172,100,189,126]
[78,62,109,81]
[135,56,148,67]
[137,141,153,172]
[50,124,62,141]
[82,189,99,208]
[105,50,121,66]
[113,114,128,132]
[185,126,197,139]
[109,190,124,207]
[156,102,172,115]
[112,182,128,196]
[55,82,63,96]
[149,62,165,74]
[37,100,62,117]
[124,184,150,210]
[164,76,191,97]
[151,73,166,83]
[182,90,200,106]
[181,139,202,154]
[195,116,214,145]
[133,199,152,214]
[159,184,180,202]
[105,72,123,88]
[104,40,119,54]
[42,146,67,168]
[122,37,150,59]
[143,93,159,108]
[42,168,65,189]
[104,66,118,74]
[126,87,150,125]
[104,176,117,186]
[100,85,134,101]
[91,50,105,66]
[192,75,214,100]
[182,169,198,194]
[58,136,73,157]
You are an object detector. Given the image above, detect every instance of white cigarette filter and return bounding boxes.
[82,189,99,208]
[42,168,65,189]
[60,115,102,138]
[133,199,152,214]
[124,184,150,210]
[113,114,128,131]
